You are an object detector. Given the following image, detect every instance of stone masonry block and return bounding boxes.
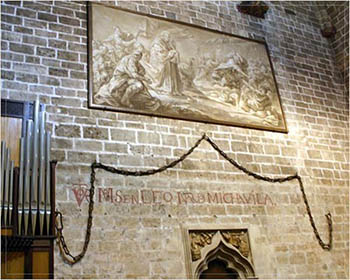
[38,12,58,22]
[1,23,12,31]
[1,61,11,69]
[24,18,47,29]
[61,78,85,89]
[75,11,86,20]
[49,67,68,77]
[1,71,14,80]
[104,143,128,154]
[79,53,87,63]
[68,151,96,163]
[264,145,281,155]
[29,85,53,94]
[35,29,56,38]
[55,124,81,138]
[307,150,322,159]
[68,42,86,52]
[59,16,80,26]
[51,150,66,162]
[83,127,108,140]
[14,26,33,34]
[43,57,62,67]
[52,97,82,107]
[1,14,22,25]
[48,39,67,49]
[16,72,38,83]
[51,138,73,150]
[161,134,178,146]
[1,5,15,14]
[52,6,75,17]
[248,143,264,154]
[37,47,56,58]
[2,80,28,91]
[75,139,103,151]
[9,43,34,54]
[39,76,60,86]
[70,71,86,80]
[61,61,84,71]
[281,147,297,157]
[49,23,73,33]
[23,35,47,46]
[58,33,80,43]
[2,52,24,63]
[16,8,37,18]
[289,252,306,265]
[111,129,136,142]
[57,50,79,61]
[73,27,85,36]
[138,131,160,145]
[2,31,22,42]
[1,39,10,50]
[22,1,51,12]
[261,164,281,174]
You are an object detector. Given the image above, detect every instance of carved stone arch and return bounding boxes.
[195,240,256,279]
[184,228,258,279]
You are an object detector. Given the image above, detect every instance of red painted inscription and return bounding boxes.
[71,185,275,207]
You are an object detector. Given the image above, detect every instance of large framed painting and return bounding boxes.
[88,3,288,132]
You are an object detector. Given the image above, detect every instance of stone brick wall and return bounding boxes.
[326,1,349,94]
[1,1,349,278]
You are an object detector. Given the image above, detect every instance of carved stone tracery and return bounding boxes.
[190,231,216,261]
[187,228,257,279]
[189,230,252,262]
[221,230,250,260]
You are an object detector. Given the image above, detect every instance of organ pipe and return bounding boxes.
[0,100,52,236]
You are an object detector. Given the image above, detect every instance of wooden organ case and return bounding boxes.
[1,99,56,279]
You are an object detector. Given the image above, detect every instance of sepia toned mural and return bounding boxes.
[88,3,287,132]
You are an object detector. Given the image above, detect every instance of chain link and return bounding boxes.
[55,133,333,265]
[205,135,332,250]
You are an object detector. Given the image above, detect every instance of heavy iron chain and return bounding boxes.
[205,136,332,251]
[55,163,96,265]
[55,133,332,265]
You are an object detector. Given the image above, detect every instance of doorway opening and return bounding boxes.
[184,228,258,279]
[199,259,239,279]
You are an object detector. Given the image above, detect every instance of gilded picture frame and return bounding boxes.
[88,3,288,132]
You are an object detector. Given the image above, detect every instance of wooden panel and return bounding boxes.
[1,117,22,167]
[32,251,50,279]
[1,228,13,236]
[1,252,25,279]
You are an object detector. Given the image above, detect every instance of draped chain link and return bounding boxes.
[55,133,332,265]
[205,135,332,250]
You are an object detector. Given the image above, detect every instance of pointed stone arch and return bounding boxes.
[183,227,258,279]
[195,240,256,279]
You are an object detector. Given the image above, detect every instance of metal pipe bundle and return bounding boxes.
[45,131,51,235]
[30,101,40,235]
[23,120,33,235]
[38,105,46,235]
[18,137,25,235]
[1,141,5,226]
[8,160,14,226]
[1,100,52,236]
[1,142,14,228]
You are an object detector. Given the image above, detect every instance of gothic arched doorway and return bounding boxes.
[183,228,258,279]
[199,259,239,279]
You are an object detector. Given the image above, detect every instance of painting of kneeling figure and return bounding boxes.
[88,3,287,132]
